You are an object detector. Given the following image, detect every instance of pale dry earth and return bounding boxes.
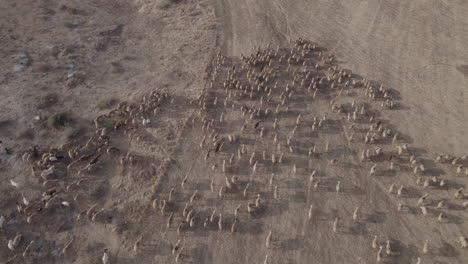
[0,0,467,264]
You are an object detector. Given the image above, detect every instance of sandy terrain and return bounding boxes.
[0,0,467,263]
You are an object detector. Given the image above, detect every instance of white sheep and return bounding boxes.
[336,181,341,193]
[372,235,378,249]
[386,240,393,255]
[353,207,360,222]
[333,217,338,233]
[459,237,468,248]
[397,186,404,196]
[102,249,109,264]
[422,240,429,254]
[266,231,273,248]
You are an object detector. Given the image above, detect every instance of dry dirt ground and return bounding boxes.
[0,0,467,263]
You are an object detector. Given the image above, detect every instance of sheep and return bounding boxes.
[219,186,225,199]
[92,208,105,222]
[385,240,394,255]
[336,181,341,194]
[313,180,321,190]
[266,231,273,248]
[185,210,194,223]
[369,164,377,176]
[234,204,242,218]
[372,235,378,249]
[274,186,279,200]
[353,207,360,222]
[417,193,428,206]
[172,239,182,255]
[454,188,465,199]
[436,200,444,209]
[102,249,109,264]
[177,222,185,235]
[422,240,429,254]
[388,183,395,194]
[218,213,223,230]
[247,202,256,214]
[255,194,262,207]
[134,236,143,252]
[181,174,188,189]
[24,240,35,257]
[249,157,258,173]
[377,246,384,262]
[175,246,184,263]
[243,183,250,197]
[397,146,403,155]
[420,206,428,216]
[168,188,175,201]
[160,200,167,215]
[8,234,23,251]
[333,217,338,233]
[167,213,174,228]
[152,199,159,210]
[459,237,468,248]
[190,190,198,203]
[397,186,404,197]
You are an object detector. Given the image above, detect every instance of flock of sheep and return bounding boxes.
[3,38,467,263]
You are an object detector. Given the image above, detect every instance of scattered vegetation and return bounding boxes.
[97,97,119,110]
[37,93,58,109]
[47,112,72,129]
[59,5,80,15]
[103,117,123,129]
[64,22,79,29]
[157,0,182,9]
[38,129,48,138]
[110,62,124,73]
[17,128,35,140]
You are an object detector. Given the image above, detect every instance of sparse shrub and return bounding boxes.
[37,93,58,109]
[97,97,118,110]
[17,128,35,140]
[157,0,181,9]
[64,22,78,29]
[59,5,80,15]
[38,129,48,138]
[48,112,71,129]
[110,62,124,73]
[103,117,123,129]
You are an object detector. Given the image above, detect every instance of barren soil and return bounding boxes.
[0,0,467,264]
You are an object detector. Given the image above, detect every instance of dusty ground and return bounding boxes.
[0,0,467,263]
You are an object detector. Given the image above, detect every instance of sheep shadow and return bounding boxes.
[365,211,386,224]
[389,242,419,264]
[280,236,304,251]
[347,222,368,236]
[438,241,460,257]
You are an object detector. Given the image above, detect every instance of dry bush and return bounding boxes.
[157,0,182,9]
[110,62,124,73]
[97,97,118,110]
[17,128,35,140]
[103,117,123,129]
[48,112,72,129]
